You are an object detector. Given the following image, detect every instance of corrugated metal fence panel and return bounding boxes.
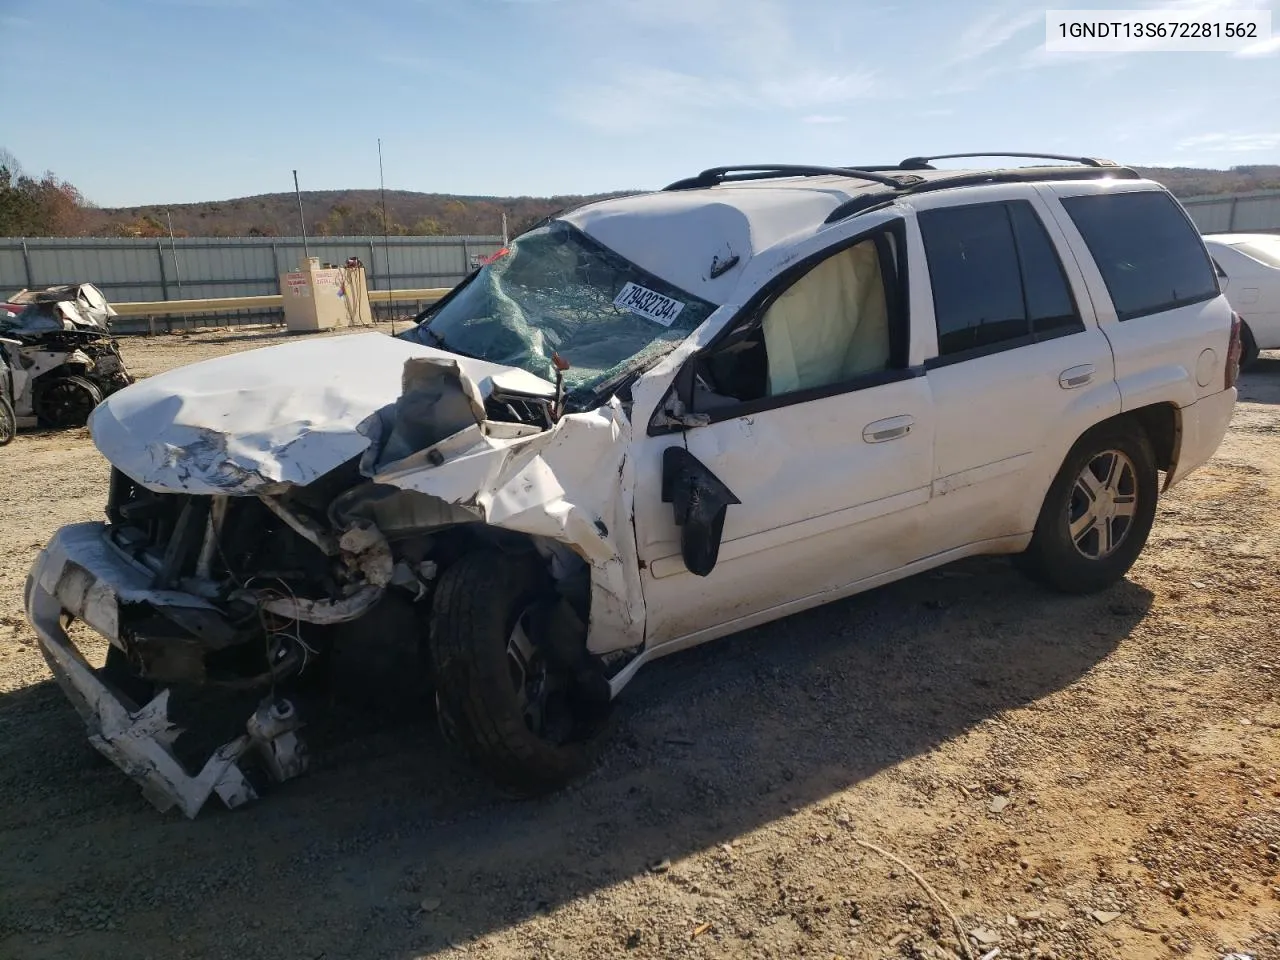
[0,235,503,304]
[1183,189,1280,235]
[1185,201,1234,234]
[1233,195,1280,232]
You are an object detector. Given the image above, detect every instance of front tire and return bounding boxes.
[428,550,590,795]
[34,374,102,428]
[1021,421,1159,594]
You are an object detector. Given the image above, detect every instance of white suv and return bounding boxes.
[25,153,1241,815]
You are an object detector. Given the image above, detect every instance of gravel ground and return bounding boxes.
[0,327,1277,960]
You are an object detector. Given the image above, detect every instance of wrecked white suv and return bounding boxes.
[25,154,1241,816]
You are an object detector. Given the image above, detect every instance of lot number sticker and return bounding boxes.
[614,282,685,327]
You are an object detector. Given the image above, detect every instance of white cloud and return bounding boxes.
[559,0,879,131]
[1177,132,1280,152]
[562,65,876,134]
[759,71,878,109]
[946,6,1042,66]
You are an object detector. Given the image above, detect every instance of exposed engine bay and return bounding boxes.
[27,331,646,815]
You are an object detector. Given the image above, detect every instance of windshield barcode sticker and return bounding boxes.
[613,282,685,327]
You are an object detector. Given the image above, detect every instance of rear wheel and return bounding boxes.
[428,550,590,795]
[1240,322,1260,370]
[0,396,14,445]
[1021,421,1159,594]
[34,374,102,428]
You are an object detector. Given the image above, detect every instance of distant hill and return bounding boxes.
[71,165,1280,239]
[1133,164,1280,198]
[84,190,632,239]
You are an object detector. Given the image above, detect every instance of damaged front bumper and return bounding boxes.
[23,523,307,818]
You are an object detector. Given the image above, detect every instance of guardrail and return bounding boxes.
[111,287,451,317]
[107,287,451,335]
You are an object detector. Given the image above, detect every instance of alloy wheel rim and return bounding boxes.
[1069,449,1138,561]
[507,611,550,735]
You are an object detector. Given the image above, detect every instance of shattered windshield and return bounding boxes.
[409,220,716,402]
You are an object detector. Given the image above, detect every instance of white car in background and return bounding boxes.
[1204,233,1280,367]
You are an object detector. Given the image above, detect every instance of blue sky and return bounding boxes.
[2,0,1278,206]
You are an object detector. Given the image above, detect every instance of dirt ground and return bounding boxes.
[0,326,1277,960]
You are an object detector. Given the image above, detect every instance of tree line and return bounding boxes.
[4,146,1280,239]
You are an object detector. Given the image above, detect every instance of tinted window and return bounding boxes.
[1008,202,1080,336]
[920,205,1026,355]
[920,201,1081,357]
[1061,191,1218,321]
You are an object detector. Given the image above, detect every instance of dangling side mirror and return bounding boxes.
[661,446,740,577]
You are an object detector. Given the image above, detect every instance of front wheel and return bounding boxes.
[428,550,591,795]
[1021,421,1159,594]
[33,374,103,428]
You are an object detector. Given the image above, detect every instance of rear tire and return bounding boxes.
[1240,322,1260,370]
[34,374,102,428]
[428,550,590,795]
[1021,421,1159,594]
[0,396,14,445]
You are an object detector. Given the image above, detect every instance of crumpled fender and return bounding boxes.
[370,366,644,655]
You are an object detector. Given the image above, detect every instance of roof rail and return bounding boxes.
[823,165,1141,224]
[898,152,1118,170]
[664,165,924,191]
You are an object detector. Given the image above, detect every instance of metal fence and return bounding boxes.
[1182,190,1280,234]
[0,234,503,331]
[3,191,1278,330]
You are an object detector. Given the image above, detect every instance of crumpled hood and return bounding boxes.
[90,332,554,495]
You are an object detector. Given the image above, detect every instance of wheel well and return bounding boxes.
[1125,402,1180,474]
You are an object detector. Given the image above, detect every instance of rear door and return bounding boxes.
[912,187,1121,546]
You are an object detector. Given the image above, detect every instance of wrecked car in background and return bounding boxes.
[0,344,15,445]
[25,155,1239,816]
[1,282,134,428]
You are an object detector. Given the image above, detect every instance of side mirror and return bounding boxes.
[661,446,740,577]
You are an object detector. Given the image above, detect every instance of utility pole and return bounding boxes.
[166,210,183,295]
[293,169,310,260]
[378,138,393,331]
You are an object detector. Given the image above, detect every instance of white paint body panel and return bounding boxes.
[1204,235,1280,348]
[89,332,553,496]
[636,376,935,645]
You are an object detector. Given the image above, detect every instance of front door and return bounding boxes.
[633,221,936,648]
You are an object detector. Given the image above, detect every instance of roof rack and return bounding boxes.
[822,164,1141,224]
[898,152,1118,170]
[663,165,925,191]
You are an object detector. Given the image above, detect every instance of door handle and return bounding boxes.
[1059,364,1095,389]
[863,415,914,443]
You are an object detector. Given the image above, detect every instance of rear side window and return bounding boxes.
[919,200,1083,359]
[1060,191,1219,321]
